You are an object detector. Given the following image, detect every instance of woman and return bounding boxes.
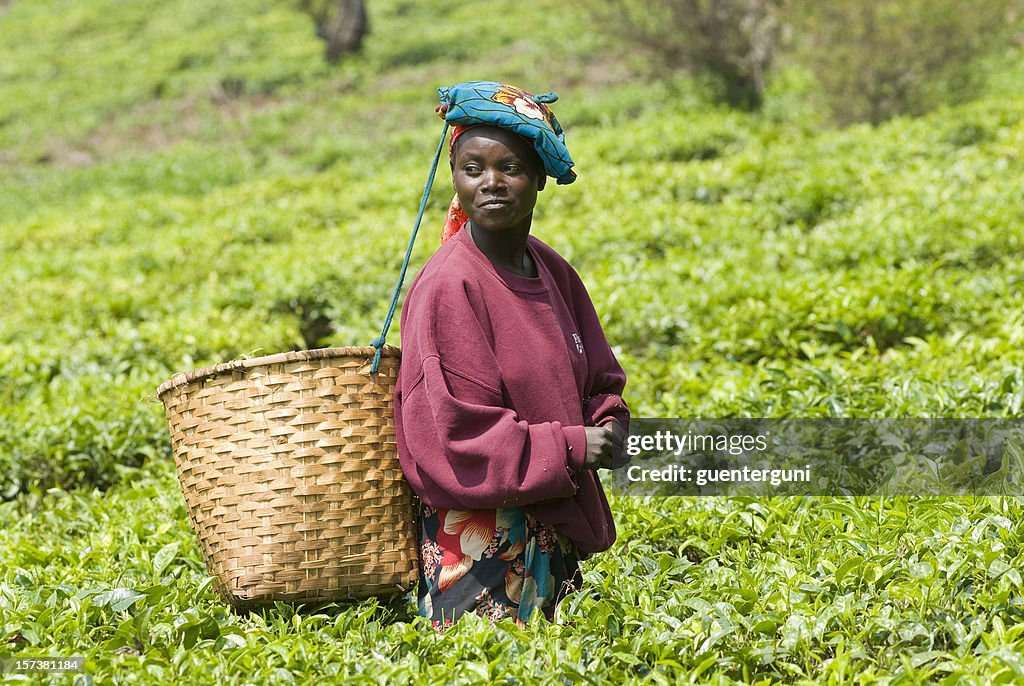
[394,82,629,630]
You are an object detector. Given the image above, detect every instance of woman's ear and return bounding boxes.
[538,174,547,192]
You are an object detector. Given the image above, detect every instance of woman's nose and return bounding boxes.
[480,169,505,191]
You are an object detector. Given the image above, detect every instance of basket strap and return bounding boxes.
[369,120,451,374]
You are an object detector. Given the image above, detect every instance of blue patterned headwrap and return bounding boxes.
[436,81,577,185]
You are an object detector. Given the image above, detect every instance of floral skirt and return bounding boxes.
[416,504,583,630]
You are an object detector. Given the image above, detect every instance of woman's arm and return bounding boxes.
[397,353,587,510]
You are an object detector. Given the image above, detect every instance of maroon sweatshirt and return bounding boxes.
[393,226,629,554]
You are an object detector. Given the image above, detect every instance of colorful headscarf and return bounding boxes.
[436,81,576,244]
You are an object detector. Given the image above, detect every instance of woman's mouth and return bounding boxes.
[479,199,510,209]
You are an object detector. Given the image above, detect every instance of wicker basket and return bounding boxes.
[156,345,419,608]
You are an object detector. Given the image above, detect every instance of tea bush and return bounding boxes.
[783,0,1024,124]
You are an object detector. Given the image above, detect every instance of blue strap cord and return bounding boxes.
[370,120,450,374]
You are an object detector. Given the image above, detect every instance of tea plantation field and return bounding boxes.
[3,0,1024,683]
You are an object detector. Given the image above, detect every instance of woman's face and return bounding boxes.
[451,126,546,234]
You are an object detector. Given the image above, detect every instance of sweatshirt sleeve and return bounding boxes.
[395,276,584,510]
[401,355,582,509]
[570,270,630,431]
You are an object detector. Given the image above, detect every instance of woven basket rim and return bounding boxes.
[156,344,401,399]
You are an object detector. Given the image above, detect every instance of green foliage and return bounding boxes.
[2,0,1024,682]
[784,0,1024,125]
[7,471,1024,684]
[586,1,1023,123]
[587,0,781,110]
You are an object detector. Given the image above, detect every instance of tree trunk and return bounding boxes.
[319,0,367,63]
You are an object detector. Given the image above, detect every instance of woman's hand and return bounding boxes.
[582,420,629,470]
